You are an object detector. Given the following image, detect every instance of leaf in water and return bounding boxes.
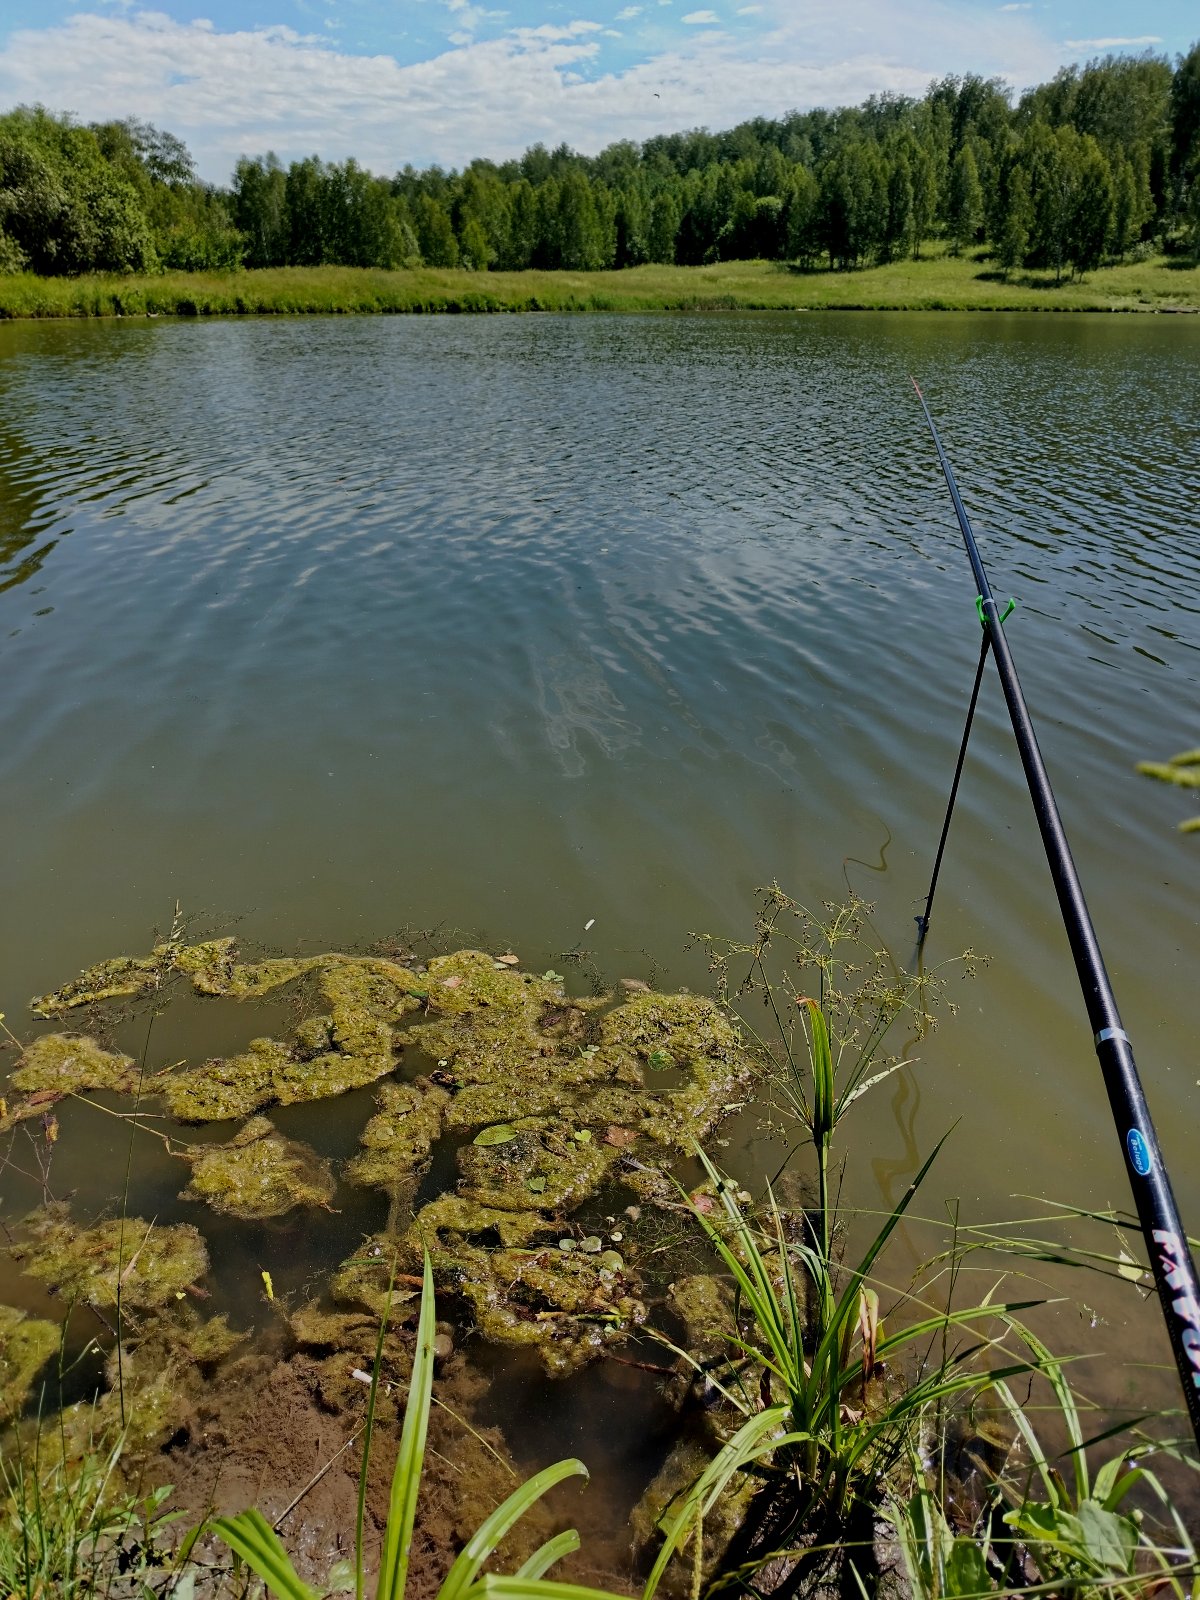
[647,1050,672,1071]
[43,1114,59,1144]
[527,1176,547,1193]
[580,1236,602,1253]
[473,1124,519,1146]
[558,1238,576,1251]
[620,978,650,992]
[604,1126,637,1147]
[495,953,521,965]
[542,970,563,982]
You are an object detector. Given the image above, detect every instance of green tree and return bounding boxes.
[908,140,938,258]
[819,142,887,267]
[1170,44,1200,193]
[1022,120,1075,282]
[1185,153,1200,257]
[785,164,820,262]
[232,154,289,266]
[557,169,609,269]
[646,189,679,263]
[0,107,155,275]
[1066,133,1113,274]
[501,178,538,269]
[947,144,984,254]
[997,163,1032,276]
[91,118,195,188]
[1110,151,1152,257]
[883,152,913,261]
[413,193,458,267]
[613,182,649,266]
[284,157,328,265]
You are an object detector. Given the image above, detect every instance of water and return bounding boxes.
[1,309,1198,1472]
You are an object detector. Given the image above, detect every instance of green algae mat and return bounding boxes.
[1,934,758,1403]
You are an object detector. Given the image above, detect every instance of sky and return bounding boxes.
[0,0,1194,183]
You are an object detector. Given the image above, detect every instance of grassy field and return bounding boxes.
[0,249,1197,319]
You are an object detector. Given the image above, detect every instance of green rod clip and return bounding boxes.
[976,595,1016,629]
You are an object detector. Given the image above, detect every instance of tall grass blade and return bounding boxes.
[358,1255,400,1600]
[438,1460,588,1600]
[465,1579,635,1600]
[207,1509,320,1600]
[377,1252,437,1600]
[513,1530,581,1580]
[641,1406,795,1600]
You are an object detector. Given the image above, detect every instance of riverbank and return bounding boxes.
[1,251,1198,319]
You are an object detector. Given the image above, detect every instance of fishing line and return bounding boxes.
[911,378,1200,1447]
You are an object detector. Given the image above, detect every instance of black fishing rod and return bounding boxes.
[912,379,1200,1448]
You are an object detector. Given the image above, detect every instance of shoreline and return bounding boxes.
[1,254,1198,322]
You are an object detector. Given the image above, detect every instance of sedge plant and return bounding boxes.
[641,1144,1043,1593]
[631,897,1039,1589]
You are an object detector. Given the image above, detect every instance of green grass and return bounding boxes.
[0,248,1198,320]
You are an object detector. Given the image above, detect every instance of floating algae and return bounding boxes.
[180,1117,335,1219]
[31,949,172,1014]
[8,1206,209,1311]
[25,936,758,1373]
[1,1033,139,1132]
[0,1305,59,1418]
[9,1033,138,1097]
[345,1079,450,1190]
[336,959,758,1373]
[161,955,429,1121]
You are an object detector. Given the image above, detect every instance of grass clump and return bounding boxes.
[179,1114,335,1218]
[0,1421,181,1599]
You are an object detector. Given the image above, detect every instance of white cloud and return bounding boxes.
[736,5,763,13]
[682,8,718,19]
[615,5,642,17]
[998,3,1030,10]
[1064,35,1162,49]
[0,0,1062,183]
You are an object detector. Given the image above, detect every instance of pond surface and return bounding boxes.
[1,309,1198,1482]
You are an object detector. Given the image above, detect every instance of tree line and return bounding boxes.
[2,44,1199,280]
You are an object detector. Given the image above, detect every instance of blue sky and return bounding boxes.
[0,0,1194,181]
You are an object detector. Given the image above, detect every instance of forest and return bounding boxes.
[0,44,1198,282]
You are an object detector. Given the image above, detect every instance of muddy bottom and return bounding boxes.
[106,1303,676,1597]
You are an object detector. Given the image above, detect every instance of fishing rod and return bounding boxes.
[911,379,1200,1448]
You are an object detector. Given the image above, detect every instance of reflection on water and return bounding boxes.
[0,310,1198,1457]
